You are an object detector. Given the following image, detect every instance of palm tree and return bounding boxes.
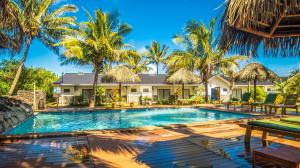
[125,51,151,73]
[58,9,132,107]
[145,41,169,75]
[0,0,23,53]
[166,18,246,102]
[6,0,77,95]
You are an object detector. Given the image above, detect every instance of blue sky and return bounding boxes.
[3,0,300,76]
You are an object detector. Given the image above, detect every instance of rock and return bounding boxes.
[0,96,33,133]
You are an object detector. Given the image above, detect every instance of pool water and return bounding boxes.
[6,108,252,135]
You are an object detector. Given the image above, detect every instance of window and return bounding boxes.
[63,89,70,93]
[223,88,228,92]
[267,88,271,91]
[143,88,149,93]
[131,88,137,93]
[232,89,242,99]
[158,89,170,99]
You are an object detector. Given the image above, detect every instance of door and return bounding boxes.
[82,89,93,103]
[183,89,190,99]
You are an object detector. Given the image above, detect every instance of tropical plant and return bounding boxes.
[58,9,132,107]
[275,80,287,94]
[6,0,77,96]
[250,87,266,102]
[166,18,246,102]
[125,51,151,73]
[289,69,300,78]
[145,41,169,74]
[285,73,300,96]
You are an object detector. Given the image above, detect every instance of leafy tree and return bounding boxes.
[0,59,58,101]
[18,67,58,101]
[58,9,132,107]
[166,18,246,102]
[145,41,169,74]
[6,0,77,95]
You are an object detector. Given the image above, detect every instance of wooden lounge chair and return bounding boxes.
[267,94,298,115]
[250,93,278,113]
[244,119,300,145]
[224,92,251,111]
[177,95,200,105]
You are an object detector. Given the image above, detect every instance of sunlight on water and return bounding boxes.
[5,108,252,135]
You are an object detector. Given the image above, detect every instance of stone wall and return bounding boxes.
[0,97,33,133]
[17,90,46,110]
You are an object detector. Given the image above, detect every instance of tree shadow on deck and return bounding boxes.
[0,136,93,168]
[135,124,299,168]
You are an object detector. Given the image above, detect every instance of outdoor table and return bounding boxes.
[253,146,300,168]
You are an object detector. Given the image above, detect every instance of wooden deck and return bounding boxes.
[0,123,300,168]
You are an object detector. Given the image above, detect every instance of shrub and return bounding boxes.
[157,99,170,105]
[250,87,266,101]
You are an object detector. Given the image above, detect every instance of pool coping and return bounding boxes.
[0,113,279,140]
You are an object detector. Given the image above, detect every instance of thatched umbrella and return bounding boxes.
[220,0,300,57]
[236,63,279,101]
[102,65,141,101]
[166,68,200,99]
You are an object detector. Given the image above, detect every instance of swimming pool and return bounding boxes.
[5,108,252,135]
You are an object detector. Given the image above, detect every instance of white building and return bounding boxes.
[53,73,277,105]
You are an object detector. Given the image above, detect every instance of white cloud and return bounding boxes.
[146,64,156,74]
[137,47,148,55]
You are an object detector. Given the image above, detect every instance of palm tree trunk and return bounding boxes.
[253,78,257,102]
[248,80,251,92]
[8,37,32,96]
[89,67,100,107]
[119,82,122,102]
[182,83,184,99]
[204,79,209,103]
[156,63,159,75]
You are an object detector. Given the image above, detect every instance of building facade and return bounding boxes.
[53,73,277,105]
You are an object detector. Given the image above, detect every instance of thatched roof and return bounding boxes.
[166,68,200,84]
[102,65,141,83]
[220,0,300,57]
[235,63,280,82]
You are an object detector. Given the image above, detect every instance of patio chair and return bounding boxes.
[244,119,300,145]
[177,95,200,105]
[224,92,251,111]
[266,94,298,115]
[250,93,278,113]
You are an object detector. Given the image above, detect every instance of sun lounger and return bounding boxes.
[250,93,278,113]
[266,94,298,115]
[224,92,251,111]
[244,119,300,145]
[281,117,300,124]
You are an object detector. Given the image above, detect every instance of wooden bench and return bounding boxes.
[253,146,300,168]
